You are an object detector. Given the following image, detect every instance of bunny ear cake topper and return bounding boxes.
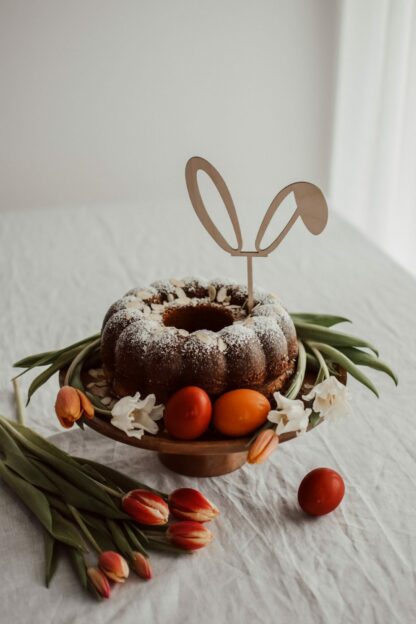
[185,156,328,312]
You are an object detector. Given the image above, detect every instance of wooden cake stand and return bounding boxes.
[60,366,347,478]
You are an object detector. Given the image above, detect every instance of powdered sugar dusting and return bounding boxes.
[103,277,297,380]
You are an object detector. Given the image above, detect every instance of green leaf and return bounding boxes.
[337,347,398,385]
[13,333,101,369]
[14,351,57,368]
[306,352,319,370]
[44,534,60,587]
[25,347,82,403]
[63,339,101,389]
[0,418,121,510]
[285,340,307,399]
[123,522,149,557]
[290,313,351,327]
[294,321,379,356]
[31,458,128,519]
[145,538,188,556]
[46,493,72,516]
[0,424,58,493]
[5,418,80,466]
[106,519,133,558]
[308,342,380,397]
[50,508,88,551]
[81,513,116,552]
[68,547,88,590]
[74,458,168,500]
[0,460,53,532]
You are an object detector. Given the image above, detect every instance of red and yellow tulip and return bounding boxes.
[169,488,219,522]
[122,489,169,526]
[167,521,213,551]
[87,566,111,598]
[98,551,129,583]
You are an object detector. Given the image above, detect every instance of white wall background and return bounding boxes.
[0,0,340,229]
[330,0,416,278]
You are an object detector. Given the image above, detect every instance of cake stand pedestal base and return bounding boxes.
[158,451,247,477]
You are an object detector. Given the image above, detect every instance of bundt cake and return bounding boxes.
[101,277,298,402]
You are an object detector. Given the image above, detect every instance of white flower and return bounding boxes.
[302,376,351,421]
[110,392,164,440]
[267,393,311,435]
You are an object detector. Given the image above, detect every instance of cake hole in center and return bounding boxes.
[163,304,234,333]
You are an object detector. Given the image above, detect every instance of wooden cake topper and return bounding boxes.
[185,156,328,311]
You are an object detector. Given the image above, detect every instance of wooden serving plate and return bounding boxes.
[60,365,346,478]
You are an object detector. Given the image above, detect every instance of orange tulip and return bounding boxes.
[98,551,129,583]
[247,429,279,464]
[87,567,111,599]
[167,521,213,551]
[131,551,152,580]
[55,386,94,428]
[169,488,219,522]
[122,489,169,526]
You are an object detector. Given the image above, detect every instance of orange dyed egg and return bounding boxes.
[213,389,271,437]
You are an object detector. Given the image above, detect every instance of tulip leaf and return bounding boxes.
[0,459,53,532]
[145,538,188,555]
[25,348,81,403]
[0,418,120,509]
[74,458,168,500]
[5,418,80,466]
[82,517,116,553]
[50,508,88,551]
[285,340,307,399]
[309,342,380,396]
[106,519,133,558]
[13,333,101,369]
[291,313,351,327]
[14,350,57,368]
[0,424,58,493]
[68,547,88,590]
[44,534,60,587]
[46,493,73,516]
[123,522,149,557]
[294,321,379,355]
[337,347,398,385]
[306,352,319,370]
[31,458,128,519]
[126,521,150,544]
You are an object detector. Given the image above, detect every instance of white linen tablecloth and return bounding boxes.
[0,203,415,623]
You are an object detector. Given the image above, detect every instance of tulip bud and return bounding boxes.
[167,521,213,551]
[87,566,111,599]
[169,488,219,522]
[122,489,169,526]
[98,551,129,583]
[247,429,279,464]
[55,386,94,428]
[131,551,152,580]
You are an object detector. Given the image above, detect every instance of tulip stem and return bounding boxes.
[307,343,330,380]
[12,377,26,425]
[285,340,307,399]
[90,479,123,498]
[64,338,101,386]
[67,504,102,554]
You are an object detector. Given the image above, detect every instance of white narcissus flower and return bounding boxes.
[302,375,351,420]
[267,393,311,435]
[111,393,164,439]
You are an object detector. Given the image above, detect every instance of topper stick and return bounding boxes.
[246,256,254,312]
[185,156,328,312]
